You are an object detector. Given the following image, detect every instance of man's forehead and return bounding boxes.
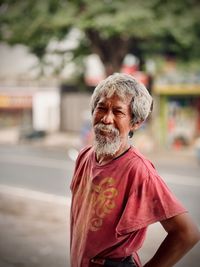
[98,93,131,104]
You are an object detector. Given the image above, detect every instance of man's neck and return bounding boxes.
[96,143,130,165]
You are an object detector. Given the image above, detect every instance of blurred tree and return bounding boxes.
[0,0,200,76]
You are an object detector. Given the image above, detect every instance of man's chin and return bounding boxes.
[94,139,121,157]
[94,133,116,143]
[94,148,117,158]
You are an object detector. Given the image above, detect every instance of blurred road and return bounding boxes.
[0,145,73,197]
[0,144,200,267]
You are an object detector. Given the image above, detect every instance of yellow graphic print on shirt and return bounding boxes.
[89,177,118,231]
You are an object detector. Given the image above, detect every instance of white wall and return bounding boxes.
[33,91,60,132]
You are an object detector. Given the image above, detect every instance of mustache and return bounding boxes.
[94,123,119,135]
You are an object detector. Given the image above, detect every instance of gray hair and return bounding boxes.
[91,73,153,126]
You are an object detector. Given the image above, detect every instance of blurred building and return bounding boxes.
[1,42,200,150]
[153,79,200,149]
[0,85,33,129]
[0,85,60,137]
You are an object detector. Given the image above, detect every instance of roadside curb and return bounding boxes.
[0,185,71,222]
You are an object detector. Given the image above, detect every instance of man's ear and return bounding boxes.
[131,121,143,131]
[129,122,143,138]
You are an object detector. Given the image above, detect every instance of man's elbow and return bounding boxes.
[189,229,200,246]
[182,225,200,249]
[176,213,200,248]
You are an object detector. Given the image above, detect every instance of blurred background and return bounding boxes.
[0,1,200,267]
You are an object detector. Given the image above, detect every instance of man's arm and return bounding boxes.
[143,213,200,267]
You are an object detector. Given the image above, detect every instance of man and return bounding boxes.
[70,73,200,267]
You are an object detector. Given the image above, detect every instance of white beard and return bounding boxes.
[93,123,121,158]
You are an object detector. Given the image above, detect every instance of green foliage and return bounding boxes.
[0,0,200,74]
[0,0,73,57]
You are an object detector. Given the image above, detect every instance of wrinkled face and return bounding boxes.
[92,94,133,157]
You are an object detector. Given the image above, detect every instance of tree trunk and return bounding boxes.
[86,29,130,77]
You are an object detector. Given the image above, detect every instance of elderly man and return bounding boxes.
[70,73,199,267]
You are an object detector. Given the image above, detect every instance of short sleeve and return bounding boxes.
[70,146,92,192]
[116,171,187,235]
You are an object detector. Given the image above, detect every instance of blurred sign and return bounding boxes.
[0,94,32,109]
[154,84,200,95]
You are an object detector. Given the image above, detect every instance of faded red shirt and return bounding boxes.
[70,146,186,267]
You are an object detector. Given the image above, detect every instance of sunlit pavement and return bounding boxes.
[0,187,70,267]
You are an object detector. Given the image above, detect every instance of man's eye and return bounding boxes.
[114,110,124,115]
[97,107,106,111]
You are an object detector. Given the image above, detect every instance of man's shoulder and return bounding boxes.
[128,146,149,163]
[128,146,156,173]
[76,145,93,163]
[79,145,93,156]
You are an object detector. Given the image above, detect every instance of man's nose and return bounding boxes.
[101,111,114,124]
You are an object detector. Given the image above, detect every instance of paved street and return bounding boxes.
[0,187,70,267]
[0,145,73,196]
[0,144,200,267]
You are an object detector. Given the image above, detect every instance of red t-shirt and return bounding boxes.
[70,146,186,267]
